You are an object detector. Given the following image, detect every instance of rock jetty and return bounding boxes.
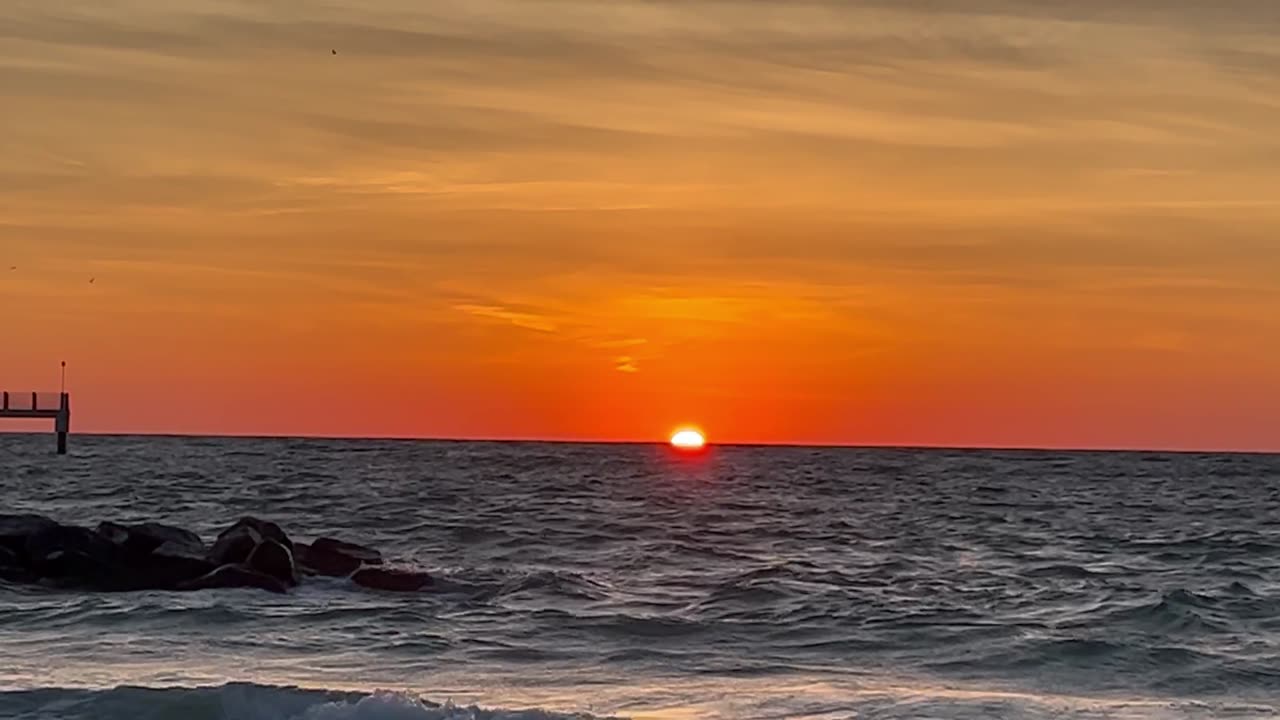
[0,514,432,594]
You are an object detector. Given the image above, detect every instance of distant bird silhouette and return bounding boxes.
[331,49,337,55]
[89,277,95,284]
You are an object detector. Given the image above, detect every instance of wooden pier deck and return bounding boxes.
[0,392,71,453]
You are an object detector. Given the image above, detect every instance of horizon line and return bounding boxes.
[0,429,1276,457]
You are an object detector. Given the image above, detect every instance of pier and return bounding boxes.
[0,392,71,454]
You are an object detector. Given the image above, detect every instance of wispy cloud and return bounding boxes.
[452,303,558,333]
[591,338,649,350]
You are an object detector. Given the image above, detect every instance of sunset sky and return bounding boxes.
[3,1,1279,450]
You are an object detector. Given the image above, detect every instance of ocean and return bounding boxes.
[1,435,1279,719]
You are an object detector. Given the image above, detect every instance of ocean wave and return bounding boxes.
[1102,589,1233,635]
[494,571,612,602]
[1090,586,1280,639]
[1022,564,1113,580]
[0,684,608,720]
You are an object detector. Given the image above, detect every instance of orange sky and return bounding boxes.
[3,1,1279,450]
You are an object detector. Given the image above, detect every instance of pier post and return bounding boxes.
[55,393,70,455]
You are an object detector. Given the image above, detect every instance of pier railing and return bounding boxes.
[0,391,72,453]
[1,392,64,413]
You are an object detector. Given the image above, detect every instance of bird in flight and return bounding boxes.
[89,277,95,284]
[332,49,337,55]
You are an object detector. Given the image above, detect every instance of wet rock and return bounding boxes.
[97,522,205,557]
[247,538,297,587]
[0,545,32,583]
[224,517,293,551]
[177,564,290,594]
[87,521,214,590]
[352,567,434,592]
[95,522,130,545]
[208,526,259,566]
[297,547,357,577]
[1,515,410,595]
[152,540,207,562]
[209,517,293,566]
[24,525,119,587]
[0,514,58,555]
[298,537,381,577]
[295,541,354,577]
[125,555,217,591]
[311,538,382,565]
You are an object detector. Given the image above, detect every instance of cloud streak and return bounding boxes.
[452,304,559,333]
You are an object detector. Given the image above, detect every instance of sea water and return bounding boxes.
[1,435,1278,719]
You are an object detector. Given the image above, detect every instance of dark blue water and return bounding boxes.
[2,435,1279,719]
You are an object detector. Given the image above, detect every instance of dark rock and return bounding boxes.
[177,564,290,594]
[220,517,293,551]
[22,523,216,592]
[352,567,434,592]
[113,554,216,592]
[297,543,358,577]
[209,517,292,566]
[24,525,120,587]
[291,542,325,577]
[208,526,258,566]
[0,545,33,583]
[247,538,297,587]
[152,540,207,562]
[311,537,382,565]
[298,537,381,577]
[96,522,130,545]
[0,514,59,555]
[89,522,214,591]
[292,541,313,571]
[97,522,204,557]
[0,514,59,535]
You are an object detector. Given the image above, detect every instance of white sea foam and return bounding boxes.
[299,691,593,720]
[0,685,606,720]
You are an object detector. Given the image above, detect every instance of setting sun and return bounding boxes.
[670,429,707,450]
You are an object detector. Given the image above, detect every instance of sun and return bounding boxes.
[670,428,707,450]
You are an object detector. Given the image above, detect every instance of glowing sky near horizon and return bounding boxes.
[2,1,1279,449]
